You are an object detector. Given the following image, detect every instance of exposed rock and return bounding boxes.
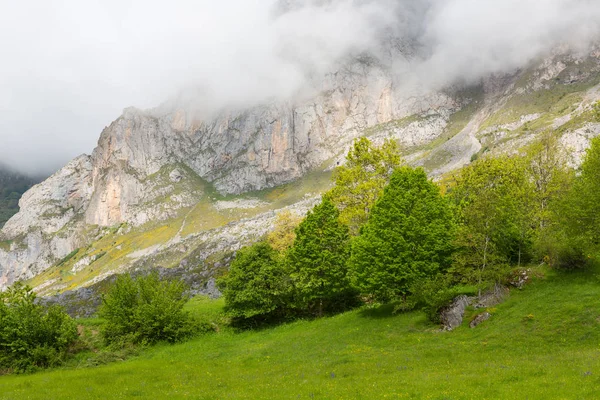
[213,199,269,211]
[560,122,600,167]
[169,168,184,183]
[2,47,600,291]
[470,312,491,328]
[441,295,473,331]
[473,284,509,309]
[508,268,532,290]
[441,285,509,330]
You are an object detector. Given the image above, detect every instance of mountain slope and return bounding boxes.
[1,265,599,398]
[1,45,600,293]
[0,166,38,229]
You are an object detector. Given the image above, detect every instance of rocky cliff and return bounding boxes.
[1,46,600,293]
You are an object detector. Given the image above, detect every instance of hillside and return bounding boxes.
[0,167,38,229]
[1,264,598,399]
[0,45,599,296]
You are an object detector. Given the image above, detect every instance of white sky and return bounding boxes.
[1,0,599,175]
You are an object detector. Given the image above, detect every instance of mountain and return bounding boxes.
[0,166,39,229]
[1,44,600,293]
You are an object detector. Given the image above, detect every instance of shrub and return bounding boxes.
[0,283,78,372]
[218,242,294,325]
[99,272,196,346]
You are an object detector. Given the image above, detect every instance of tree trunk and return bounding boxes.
[479,236,489,298]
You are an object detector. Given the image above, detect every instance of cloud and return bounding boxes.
[0,0,598,175]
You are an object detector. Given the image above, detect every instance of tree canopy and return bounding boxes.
[349,167,456,302]
[287,198,354,315]
[328,137,403,235]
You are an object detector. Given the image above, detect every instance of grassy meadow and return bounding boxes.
[1,264,599,399]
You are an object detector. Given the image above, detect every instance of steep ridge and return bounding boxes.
[1,46,600,293]
[0,166,39,229]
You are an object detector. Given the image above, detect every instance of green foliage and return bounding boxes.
[553,136,600,267]
[4,265,600,398]
[218,242,293,324]
[328,137,403,235]
[411,275,477,323]
[450,156,533,292]
[266,210,302,252]
[99,272,196,345]
[56,248,80,267]
[350,167,456,302]
[524,134,576,268]
[288,198,356,316]
[0,282,78,372]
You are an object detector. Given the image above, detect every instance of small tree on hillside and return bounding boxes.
[451,156,533,293]
[524,133,574,265]
[0,283,78,372]
[100,272,195,345]
[349,167,456,303]
[266,210,302,252]
[287,198,355,316]
[218,242,293,323]
[556,135,600,265]
[328,137,403,235]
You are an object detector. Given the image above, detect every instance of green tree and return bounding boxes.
[0,283,78,372]
[349,167,456,303]
[218,242,293,323]
[556,136,600,265]
[524,133,574,265]
[99,272,195,345]
[450,156,533,293]
[526,133,572,232]
[287,198,354,316]
[266,210,302,253]
[328,137,403,235]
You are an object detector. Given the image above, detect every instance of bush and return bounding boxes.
[0,283,78,372]
[218,242,294,325]
[99,272,196,346]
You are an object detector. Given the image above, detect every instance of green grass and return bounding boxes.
[480,70,600,133]
[2,265,600,399]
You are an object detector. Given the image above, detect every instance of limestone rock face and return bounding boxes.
[1,46,600,291]
[2,155,93,238]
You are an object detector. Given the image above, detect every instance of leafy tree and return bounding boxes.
[555,136,600,265]
[328,137,403,235]
[525,133,572,232]
[349,167,456,302]
[218,242,293,323]
[266,210,302,252]
[450,156,533,293]
[99,272,196,345]
[524,134,574,265]
[0,283,78,372]
[287,198,355,316]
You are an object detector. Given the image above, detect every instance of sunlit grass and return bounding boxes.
[3,265,600,399]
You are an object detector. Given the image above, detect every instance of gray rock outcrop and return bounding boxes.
[440,295,473,331]
[1,45,600,291]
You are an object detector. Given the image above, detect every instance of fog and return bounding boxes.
[1,0,599,175]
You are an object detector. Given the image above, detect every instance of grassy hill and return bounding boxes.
[1,264,599,399]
